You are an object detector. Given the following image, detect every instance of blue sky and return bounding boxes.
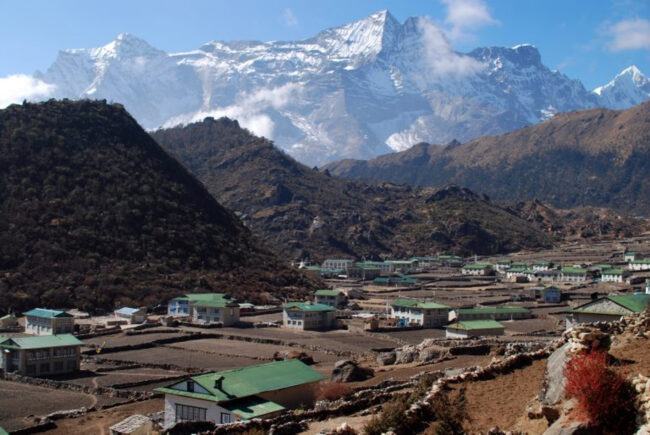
[1,0,649,89]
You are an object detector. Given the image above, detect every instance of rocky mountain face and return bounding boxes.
[32,11,647,166]
[0,100,312,313]
[324,102,650,214]
[503,200,649,241]
[151,118,552,261]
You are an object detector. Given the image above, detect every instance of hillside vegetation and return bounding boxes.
[152,118,552,261]
[0,100,312,313]
[324,102,650,214]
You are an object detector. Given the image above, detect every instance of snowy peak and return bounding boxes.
[313,9,401,62]
[593,65,650,109]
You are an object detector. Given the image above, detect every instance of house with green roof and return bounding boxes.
[559,266,589,283]
[566,294,650,328]
[624,251,640,262]
[390,298,450,328]
[0,333,82,376]
[155,359,325,427]
[600,268,628,283]
[629,258,650,271]
[445,319,505,339]
[532,261,552,271]
[461,263,493,276]
[495,260,512,273]
[283,302,336,331]
[452,306,532,321]
[23,308,74,336]
[167,293,240,326]
[321,259,355,272]
[314,289,347,308]
[505,267,529,282]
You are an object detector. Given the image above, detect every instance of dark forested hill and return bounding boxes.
[152,118,552,261]
[323,102,650,214]
[0,100,312,313]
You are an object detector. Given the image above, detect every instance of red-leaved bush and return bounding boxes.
[564,349,637,434]
[316,382,352,401]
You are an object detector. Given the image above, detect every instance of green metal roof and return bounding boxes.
[0,334,82,349]
[222,396,285,419]
[561,267,587,275]
[323,259,354,263]
[602,269,624,275]
[23,308,72,318]
[462,263,492,269]
[630,259,650,264]
[172,293,237,308]
[608,295,650,313]
[391,298,449,309]
[511,262,529,267]
[457,306,530,315]
[507,267,526,273]
[373,277,390,283]
[314,289,343,297]
[569,294,650,314]
[496,260,512,264]
[532,261,550,266]
[0,426,8,435]
[445,320,504,331]
[155,359,325,402]
[384,260,416,265]
[283,302,335,312]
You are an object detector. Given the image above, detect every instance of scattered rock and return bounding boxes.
[331,360,374,383]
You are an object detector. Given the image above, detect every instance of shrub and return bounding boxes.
[564,349,637,434]
[422,388,469,435]
[316,382,353,401]
[363,397,410,435]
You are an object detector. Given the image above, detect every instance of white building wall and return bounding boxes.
[163,394,230,428]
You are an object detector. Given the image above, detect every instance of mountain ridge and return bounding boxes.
[323,101,650,213]
[24,10,649,165]
[151,117,553,261]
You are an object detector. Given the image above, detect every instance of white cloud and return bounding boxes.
[417,17,486,77]
[606,18,650,51]
[440,0,498,42]
[164,83,302,139]
[283,8,298,27]
[0,74,56,108]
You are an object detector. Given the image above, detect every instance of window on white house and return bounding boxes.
[175,404,207,422]
[221,412,232,424]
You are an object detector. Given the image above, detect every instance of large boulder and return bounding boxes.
[419,348,444,363]
[395,346,418,364]
[331,360,374,383]
[540,342,571,406]
[376,351,396,366]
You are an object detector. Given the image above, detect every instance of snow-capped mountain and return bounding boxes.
[593,66,650,110]
[29,10,649,166]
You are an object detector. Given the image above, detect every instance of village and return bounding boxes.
[1,235,650,434]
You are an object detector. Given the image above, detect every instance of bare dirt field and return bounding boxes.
[0,380,96,431]
[101,346,259,371]
[41,398,164,435]
[83,331,188,347]
[58,367,186,389]
[449,358,548,433]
